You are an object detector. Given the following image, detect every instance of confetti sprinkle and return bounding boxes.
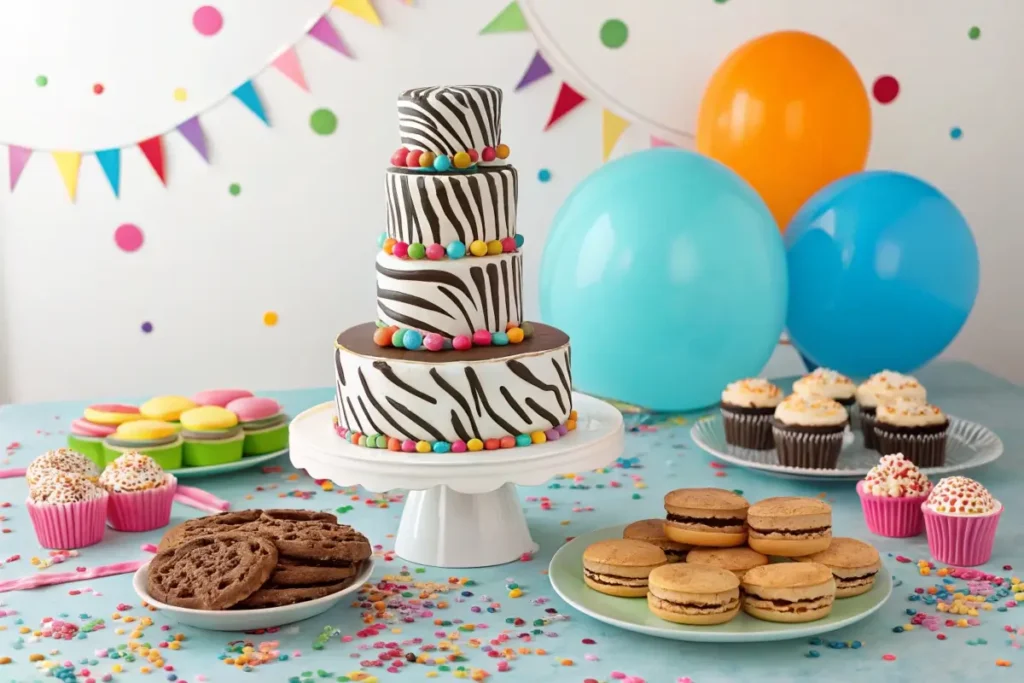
[872,75,899,104]
[193,5,224,36]
[599,19,628,49]
[538,168,552,182]
[310,108,338,135]
[950,126,963,140]
[114,223,143,253]
[263,311,279,327]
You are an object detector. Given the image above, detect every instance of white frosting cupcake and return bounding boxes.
[26,448,100,486]
[875,399,947,428]
[721,379,783,409]
[862,453,930,498]
[792,369,855,403]
[925,476,998,515]
[99,451,168,493]
[773,396,849,427]
[855,371,926,409]
[29,470,106,505]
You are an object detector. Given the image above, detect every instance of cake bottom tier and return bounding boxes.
[334,322,573,445]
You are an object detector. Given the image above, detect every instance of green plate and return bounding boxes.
[548,524,893,643]
[167,448,288,479]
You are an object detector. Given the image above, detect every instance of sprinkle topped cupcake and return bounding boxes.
[874,398,949,467]
[26,448,100,485]
[100,452,169,493]
[922,477,1002,567]
[771,396,848,470]
[720,379,783,450]
[721,379,783,408]
[862,453,931,498]
[26,471,110,549]
[29,470,106,504]
[856,371,926,450]
[792,369,856,406]
[857,453,930,538]
[99,451,177,532]
[925,476,997,515]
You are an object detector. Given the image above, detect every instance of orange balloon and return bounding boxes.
[696,31,871,231]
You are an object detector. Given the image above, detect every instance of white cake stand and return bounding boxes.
[289,393,624,568]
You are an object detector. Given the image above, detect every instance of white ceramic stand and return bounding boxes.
[289,393,624,568]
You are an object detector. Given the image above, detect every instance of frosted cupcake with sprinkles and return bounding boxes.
[771,395,848,469]
[25,447,100,485]
[719,378,783,450]
[856,453,931,538]
[99,451,177,532]
[792,368,856,408]
[874,398,949,467]
[26,469,109,549]
[855,371,926,450]
[922,476,1002,566]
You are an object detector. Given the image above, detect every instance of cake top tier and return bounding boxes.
[398,85,503,157]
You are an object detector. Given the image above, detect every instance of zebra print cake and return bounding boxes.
[398,85,502,156]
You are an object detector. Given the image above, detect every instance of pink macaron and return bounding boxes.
[192,389,254,408]
[71,418,117,438]
[226,396,281,422]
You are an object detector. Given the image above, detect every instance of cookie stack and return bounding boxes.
[149,509,371,610]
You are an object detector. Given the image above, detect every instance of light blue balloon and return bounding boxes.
[786,171,979,376]
[539,148,787,412]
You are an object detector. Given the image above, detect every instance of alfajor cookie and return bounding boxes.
[746,497,832,557]
[741,562,836,623]
[685,546,769,581]
[647,564,741,625]
[663,488,749,547]
[582,539,667,597]
[796,537,881,598]
[623,519,691,563]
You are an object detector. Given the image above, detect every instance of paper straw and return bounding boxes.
[0,559,146,593]
[175,485,230,510]
[173,493,224,514]
[0,468,26,479]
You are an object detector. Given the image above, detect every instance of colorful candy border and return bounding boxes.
[372,320,535,351]
[378,233,524,260]
[333,410,578,452]
[390,143,511,172]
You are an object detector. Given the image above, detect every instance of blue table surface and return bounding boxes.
[0,360,1021,683]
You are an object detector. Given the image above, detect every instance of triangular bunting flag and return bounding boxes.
[481,1,528,34]
[308,16,353,57]
[544,82,586,130]
[650,136,676,148]
[272,47,309,91]
[232,81,269,125]
[51,151,81,200]
[333,0,381,26]
[8,145,31,191]
[139,136,166,185]
[601,109,630,162]
[177,117,209,162]
[95,149,121,197]
[515,51,552,91]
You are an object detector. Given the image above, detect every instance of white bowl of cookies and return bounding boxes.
[132,508,374,630]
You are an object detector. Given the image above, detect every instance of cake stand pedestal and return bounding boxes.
[289,393,624,568]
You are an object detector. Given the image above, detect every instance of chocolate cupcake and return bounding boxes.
[771,396,849,469]
[792,368,856,409]
[874,399,949,468]
[720,379,783,450]
[855,371,925,450]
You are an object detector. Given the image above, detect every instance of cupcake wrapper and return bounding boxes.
[721,409,774,450]
[860,411,878,450]
[875,428,947,468]
[772,427,844,469]
[26,494,109,549]
[106,474,178,532]
[856,481,927,538]
[922,504,1002,567]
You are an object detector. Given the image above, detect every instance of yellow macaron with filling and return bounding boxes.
[140,395,197,422]
[179,406,239,432]
[114,420,179,441]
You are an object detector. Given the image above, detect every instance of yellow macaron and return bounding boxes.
[115,419,179,441]
[140,395,197,422]
[180,406,239,432]
[83,403,144,426]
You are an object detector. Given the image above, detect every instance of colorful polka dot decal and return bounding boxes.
[872,75,900,104]
[173,87,188,102]
[92,83,105,95]
[114,224,144,253]
[141,321,154,334]
[310,108,338,135]
[229,183,241,196]
[969,26,981,40]
[600,19,628,49]
[35,75,47,87]
[193,5,224,36]
[950,126,963,140]
[263,311,279,327]
[538,169,552,183]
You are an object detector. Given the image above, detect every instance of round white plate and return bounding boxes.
[133,558,374,631]
[691,414,1003,480]
[548,525,892,643]
[167,448,289,479]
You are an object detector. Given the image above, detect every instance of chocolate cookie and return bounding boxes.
[261,509,337,524]
[270,558,359,587]
[243,518,371,563]
[148,532,278,610]
[236,578,355,609]
[158,510,263,552]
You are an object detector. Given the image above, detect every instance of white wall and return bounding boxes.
[0,1,1020,403]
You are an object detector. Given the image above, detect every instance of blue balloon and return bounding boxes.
[540,148,787,412]
[786,171,978,376]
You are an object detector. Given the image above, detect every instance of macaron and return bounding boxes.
[582,539,667,597]
[623,519,691,563]
[178,406,244,467]
[83,404,143,425]
[746,497,833,557]
[663,488,749,547]
[225,396,289,457]
[796,537,881,598]
[647,564,741,625]
[685,546,769,580]
[192,389,254,408]
[67,419,116,468]
[140,395,197,422]
[741,562,836,623]
[104,420,183,470]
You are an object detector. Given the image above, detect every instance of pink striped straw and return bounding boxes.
[0,559,146,593]
[173,493,224,514]
[175,485,230,511]
[0,468,26,479]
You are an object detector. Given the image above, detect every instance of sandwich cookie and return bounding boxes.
[179,406,245,467]
[746,497,832,557]
[582,539,667,597]
[685,546,769,581]
[193,388,254,408]
[663,488,749,547]
[741,562,836,623]
[623,519,691,563]
[140,395,197,422]
[646,564,741,625]
[103,420,184,470]
[797,537,881,598]
[226,396,289,456]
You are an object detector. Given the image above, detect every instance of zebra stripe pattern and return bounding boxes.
[386,166,518,245]
[398,86,502,156]
[376,251,523,337]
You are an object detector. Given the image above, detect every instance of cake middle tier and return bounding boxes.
[376,250,523,338]
[386,166,518,245]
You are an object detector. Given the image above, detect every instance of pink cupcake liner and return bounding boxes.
[856,481,927,538]
[26,493,109,549]
[106,474,178,532]
[922,503,1002,567]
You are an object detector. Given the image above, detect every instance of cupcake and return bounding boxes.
[104,420,184,470]
[178,406,245,467]
[140,395,197,423]
[192,389,254,408]
[792,368,856,408]
[856,453,931,538]
[26,470,109,549]
[874,399,949,467]
[26,448,100,486]
[720,379,783,450]
[225,396,289,456]
[922,477,1002,566]
[771,396,848,469]
[855,371,926,450]
[68,404,142,467]
[99,452,177,532]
